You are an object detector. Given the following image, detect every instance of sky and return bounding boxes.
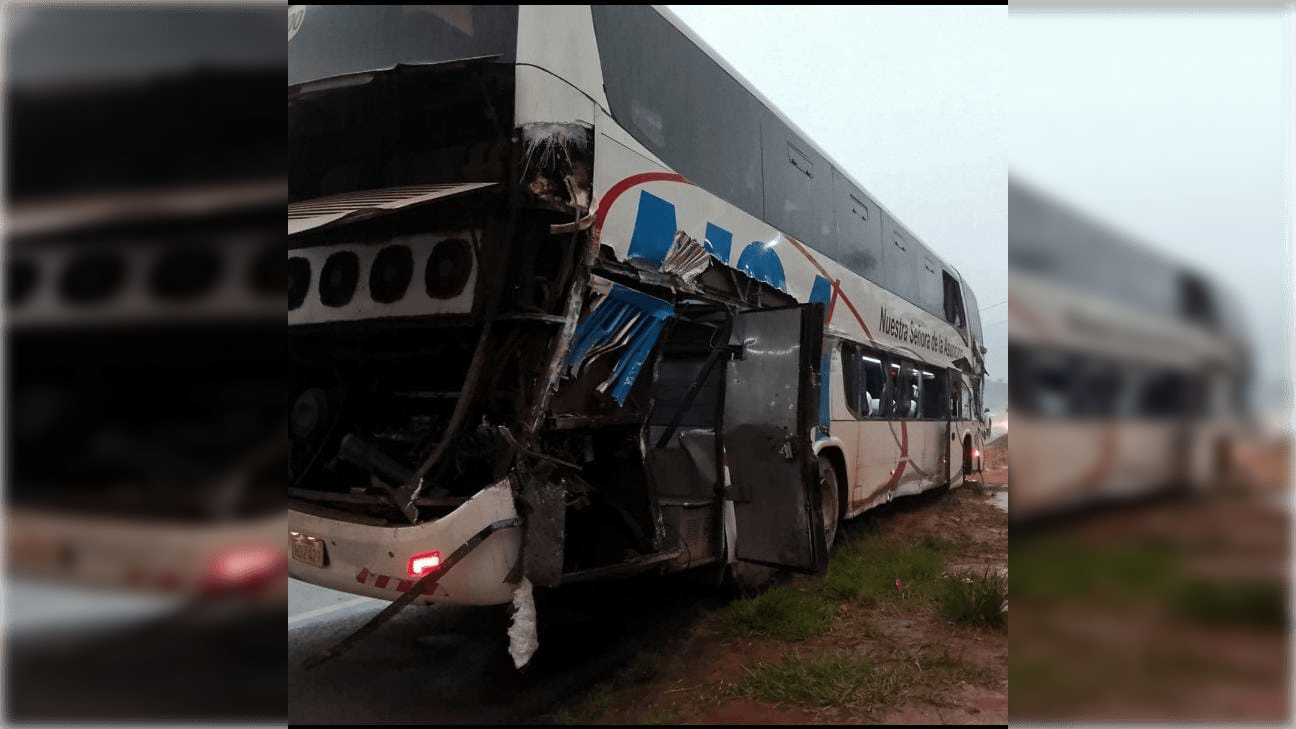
[1008,7,1291,415]
[665,6,1009,381]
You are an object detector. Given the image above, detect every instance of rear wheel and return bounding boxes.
[818,456,840,549]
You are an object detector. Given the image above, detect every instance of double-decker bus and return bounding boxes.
[4,7,287,723]
[1008,176,1254,521]
[5,5,286,604]
[287,5,989,666]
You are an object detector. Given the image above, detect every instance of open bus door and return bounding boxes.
[948,370,965,488]
[723,304,828,574]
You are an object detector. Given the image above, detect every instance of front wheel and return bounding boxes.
[818,456,840,549]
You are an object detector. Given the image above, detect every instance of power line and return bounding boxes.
[979,299,1007,313]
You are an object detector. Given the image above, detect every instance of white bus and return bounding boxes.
[287,5,989,665]
[5,5,286,605]
[1008,177,1253,520]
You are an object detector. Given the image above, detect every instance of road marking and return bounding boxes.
[289,596,383,629]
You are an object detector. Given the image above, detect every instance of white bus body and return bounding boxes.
[287,6,988,621]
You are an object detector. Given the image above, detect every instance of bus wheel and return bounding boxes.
[818,456,840,549]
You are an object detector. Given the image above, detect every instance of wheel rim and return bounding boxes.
[820,459,838,547]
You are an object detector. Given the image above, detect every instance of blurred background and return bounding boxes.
[3,4,285,725]
[1008,3,1291,723]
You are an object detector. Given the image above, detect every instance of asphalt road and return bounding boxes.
[4,578,286,725]
[287,574,728,724]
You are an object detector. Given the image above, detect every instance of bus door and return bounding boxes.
[723,304,828,574]
[947,370,963,488]
[643,314,730,564]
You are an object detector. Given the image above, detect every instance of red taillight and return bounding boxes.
[203,545,286,592]
[408,551,442,577]
[974,449,982,459]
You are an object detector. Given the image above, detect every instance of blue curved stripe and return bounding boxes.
[626,191,677,267]
[735,241,786,292]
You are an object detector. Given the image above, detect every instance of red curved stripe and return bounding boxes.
[785,235,875,343]
[831,280,877,343]
[824,283,840,324]
[1077,422,1118,490]
[593,171,691,244]
[882,421,911,491]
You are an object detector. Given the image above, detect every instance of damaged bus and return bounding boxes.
[1008,177,1254,521]
[288,5,989,667]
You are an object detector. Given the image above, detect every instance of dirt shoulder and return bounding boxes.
[547,447,1010,725]
[1009,437,1289,722]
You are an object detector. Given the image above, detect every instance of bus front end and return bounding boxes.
[288,6,600,610]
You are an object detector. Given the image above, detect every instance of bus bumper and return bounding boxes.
[287,480,522,606]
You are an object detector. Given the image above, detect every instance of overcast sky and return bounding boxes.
[1008,7,1291,411]
[666,6,1009,381]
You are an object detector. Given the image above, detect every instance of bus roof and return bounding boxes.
[649,6,962,284]
[1009,174,1249,338]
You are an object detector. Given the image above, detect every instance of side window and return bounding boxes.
[1076,359,1123,417]
[1139,369,1190,418]
[861,355,886,418]
[839,342,862,417]
[942,272,966,329]
[840,341,889,420]
[921,370,946,419]
[1031,352,1075,417]
[895,365,922,419]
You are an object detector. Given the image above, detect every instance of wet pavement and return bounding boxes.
[287,574,730,724]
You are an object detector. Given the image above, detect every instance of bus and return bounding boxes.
[1007,176,1254,521]
[287,5,989,667]
[4,7,287,723]
[5,6,286,605]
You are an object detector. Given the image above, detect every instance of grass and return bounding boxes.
[553,685,615,724]
[717,583,835,640]
[1171,577,1287,628]
[557,504,1007,722]
[717,531,959,640]
[937,568,1007,629]
[1009,537,1180,602]
[819,533,949,605]
[1010,533,1288,630]
[734,652,910,708]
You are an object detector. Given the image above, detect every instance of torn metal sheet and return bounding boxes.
[660,230,711,284]
[9,177,286,238]
[507,577,538,670]
[564,284,675,405]
[287,182,497,236]
[519,122,593,210]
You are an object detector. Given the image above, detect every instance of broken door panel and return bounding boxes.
[644,332,725,502]
[725,304,827,573]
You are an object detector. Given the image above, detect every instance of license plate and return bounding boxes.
[289,531,327,568]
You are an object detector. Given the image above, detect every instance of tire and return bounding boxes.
[818,455,840,549]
